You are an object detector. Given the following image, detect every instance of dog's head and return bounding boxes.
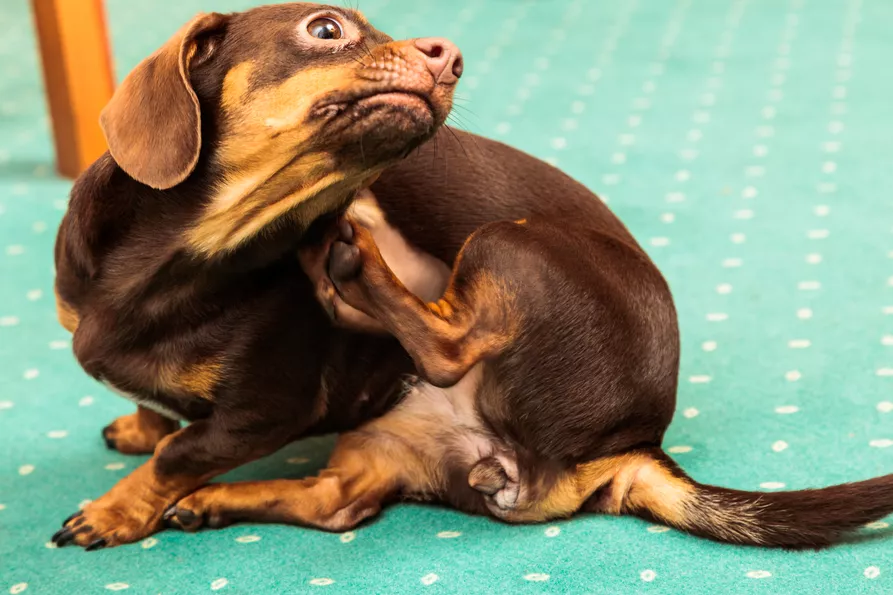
[100,3,462,255]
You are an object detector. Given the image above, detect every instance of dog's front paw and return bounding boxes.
[103,410,178,455]
[52,496,164,550]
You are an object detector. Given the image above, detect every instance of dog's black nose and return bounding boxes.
[414,37,464,84]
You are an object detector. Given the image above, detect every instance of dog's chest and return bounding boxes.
[101,380,188,421]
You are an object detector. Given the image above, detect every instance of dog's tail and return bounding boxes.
[584,449,893,548]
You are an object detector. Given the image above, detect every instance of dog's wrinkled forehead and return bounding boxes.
[220,3,392,92]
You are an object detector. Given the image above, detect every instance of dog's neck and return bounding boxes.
[59,153,351,316]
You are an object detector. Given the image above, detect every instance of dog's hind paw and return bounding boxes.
[468,454,521,514]
[165,486,235,532]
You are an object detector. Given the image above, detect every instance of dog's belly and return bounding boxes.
[392,365,493,460]
[366,364,517,507]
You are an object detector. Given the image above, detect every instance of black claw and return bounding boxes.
[52,527,75,546]
[163,507,179,528]
[102,426,117,450]
[85,539,107,552]
[63,511,83,526]
[176,508,197,525]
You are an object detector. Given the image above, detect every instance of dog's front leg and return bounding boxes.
[51,415,293,549]
[102,405,180,455]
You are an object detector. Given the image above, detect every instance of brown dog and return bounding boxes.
[53,3,892,551]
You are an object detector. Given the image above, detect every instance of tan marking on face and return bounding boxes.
[217,63,361,171]
[54,287,80,333]
[221,60,254,113]
[187,62,388,256]
[514,219,528,225]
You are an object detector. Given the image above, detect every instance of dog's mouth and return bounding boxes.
[313,87,436,129]
[355,91,434,115]
[311,86,441,162]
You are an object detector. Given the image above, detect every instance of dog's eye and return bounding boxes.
[307,17,343,40]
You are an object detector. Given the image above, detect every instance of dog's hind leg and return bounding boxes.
[167,428,440,532]
[468,452,650,524]
[326,217,524,388]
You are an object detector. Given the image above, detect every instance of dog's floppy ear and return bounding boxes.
[100,13,229,190]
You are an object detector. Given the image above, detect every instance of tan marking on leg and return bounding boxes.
[332,222,518,386]
[500,457,624,522]
[103,406,180,455]
[299,189,451,334]
[60,431,206,547]
[173,426,442,532]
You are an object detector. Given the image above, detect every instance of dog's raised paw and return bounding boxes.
[328,240,363,283]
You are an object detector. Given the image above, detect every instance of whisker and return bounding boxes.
[360,39,375,62]
[359,132,366,167]
[444,125,472,161]
[445,120,483,155]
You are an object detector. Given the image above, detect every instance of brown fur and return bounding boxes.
[53,3,456,549]
[53,3,893,551]
[102,406,180,455]
[53,431,206,548]
[54,288,79,333]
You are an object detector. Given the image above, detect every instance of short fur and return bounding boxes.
[53,3,893,551]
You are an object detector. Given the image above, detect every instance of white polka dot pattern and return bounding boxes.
[0,0,890,592]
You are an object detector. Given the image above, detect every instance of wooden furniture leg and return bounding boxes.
[31,0,115,178]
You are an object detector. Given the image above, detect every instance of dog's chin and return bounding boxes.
[329,93,442,165]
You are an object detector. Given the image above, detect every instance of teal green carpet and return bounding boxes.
[2,0,892,592]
